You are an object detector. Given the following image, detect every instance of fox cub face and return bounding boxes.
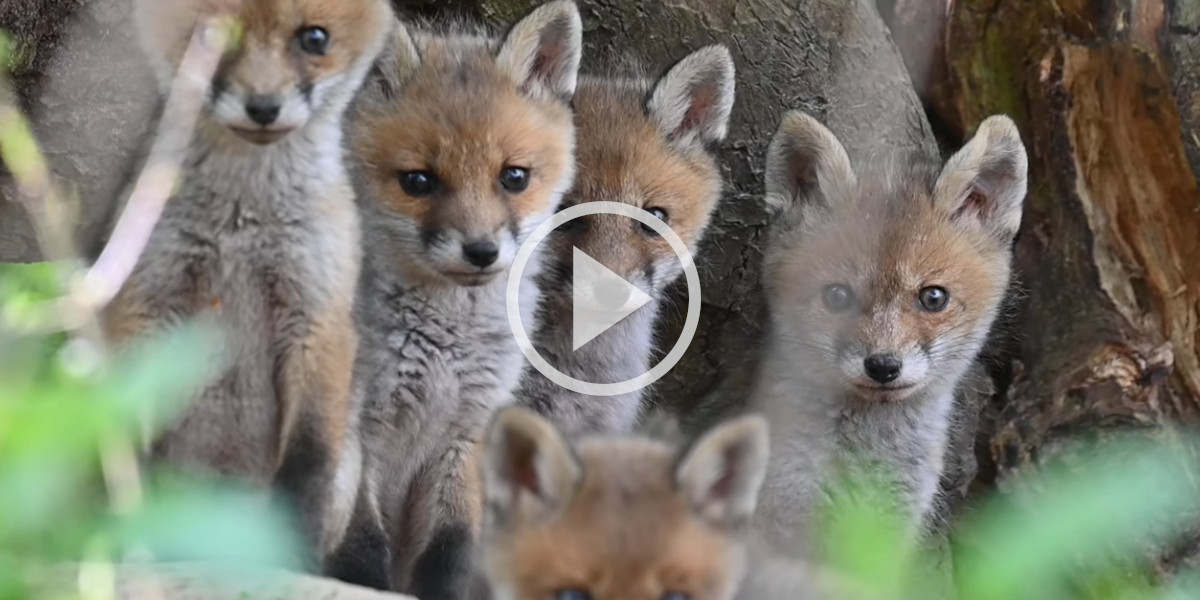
[543,47,734,304]
[352,1,582,287]
[135,0,394,144]
[762,112,1028,402]
[479,407,769,600]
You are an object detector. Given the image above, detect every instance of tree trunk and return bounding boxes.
[883,0,1200,570]
[0,0,157,262]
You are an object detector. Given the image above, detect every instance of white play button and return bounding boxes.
[508,201,702,397]
[571,247,652,351]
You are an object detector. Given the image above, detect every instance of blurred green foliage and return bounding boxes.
[0,262,303,600]
[816,434,1200,600]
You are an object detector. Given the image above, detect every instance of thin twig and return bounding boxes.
[0,18,232,336]
[75,18,232,318]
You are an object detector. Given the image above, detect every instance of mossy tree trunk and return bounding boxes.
[883,0,1200,570]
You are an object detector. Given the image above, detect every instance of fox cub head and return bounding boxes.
[134,0,394,144]
[352,1,583,287]
[542,46,735,305]
[478,407,769,600]
[762,112,1027,403]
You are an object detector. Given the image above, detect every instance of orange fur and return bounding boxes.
[353,35,574,237]
[494,442,740,599]
[550,77,723,278]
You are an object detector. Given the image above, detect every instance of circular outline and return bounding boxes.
[506,201,702,397]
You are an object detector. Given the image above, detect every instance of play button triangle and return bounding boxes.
[572,247,652,351]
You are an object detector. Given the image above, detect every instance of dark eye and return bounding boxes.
[661,594,690,600]
[640,206,669,236]
[821,284,855,312]
[918,286,950,312]
[297,26,330,55]
[399,170,438,197]
[553,590,591,600]
[500,166,531,192]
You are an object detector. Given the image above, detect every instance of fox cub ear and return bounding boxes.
[496,0,584,99]
[674,414,770,531]
[647,45,736,146]
[763,110,856,217]
[933,115,1028,242]
[482,407,583,526]
[367,21,421,103]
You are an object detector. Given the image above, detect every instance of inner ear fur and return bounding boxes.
[933,114,1028,242]
[495,0,584,100]
[762,110,857,217]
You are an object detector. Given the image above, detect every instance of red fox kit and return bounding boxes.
[324,3,583,598]
[106,0,394,566]
[478,407,770,600]
[749,112,1027,555]
[516,45,736,437]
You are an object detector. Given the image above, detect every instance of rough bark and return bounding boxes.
[0,0,157,262]
[884,0,1200,569]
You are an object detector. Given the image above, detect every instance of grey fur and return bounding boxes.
[106,1,395,564]
[749,112,1027,557]
[514,46,735,439]
[336,4,583,595]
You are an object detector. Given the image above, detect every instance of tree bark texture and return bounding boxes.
[0,0,157,262]
[883,0,1200,569]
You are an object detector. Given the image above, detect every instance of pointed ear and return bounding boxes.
[360,21,420,105]
[496,0,583,99]
[933,115,1028,242]
[674,414,769,531]
[763,111,856,217]
[482,407,582,526]
[647,45,736,145]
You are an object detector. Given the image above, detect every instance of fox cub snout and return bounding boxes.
[479,407,769,600]
[135,0,393,144]
[762,112,1028,403]
[351,11,580,287]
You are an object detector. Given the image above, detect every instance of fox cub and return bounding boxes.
[105,0,394,562]
[749,112,1027,555]
[516,46,735,438]
[326,2,583,598]
[478,407,769,600]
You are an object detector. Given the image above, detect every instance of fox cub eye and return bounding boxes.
[500,166,531,192]
[918,286,950,312]
[296,27,330,55]
[399,171,438,197]
[553,590,591,600]
[661,593,690,600]
[640,206,670,236]
[821,284,855,312]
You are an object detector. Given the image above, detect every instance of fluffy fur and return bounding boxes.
[105,0,395,566]
[749,112,1028,556]
[324,3,583,598]
[478,407,769,600]
[516,46,735,437]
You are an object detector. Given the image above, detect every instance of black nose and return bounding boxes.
[245,95,282,126]
[863,354,902,384]
[462,240,500,268]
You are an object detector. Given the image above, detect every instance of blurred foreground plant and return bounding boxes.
[814,433,1200,600]
[1,16,303,600]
